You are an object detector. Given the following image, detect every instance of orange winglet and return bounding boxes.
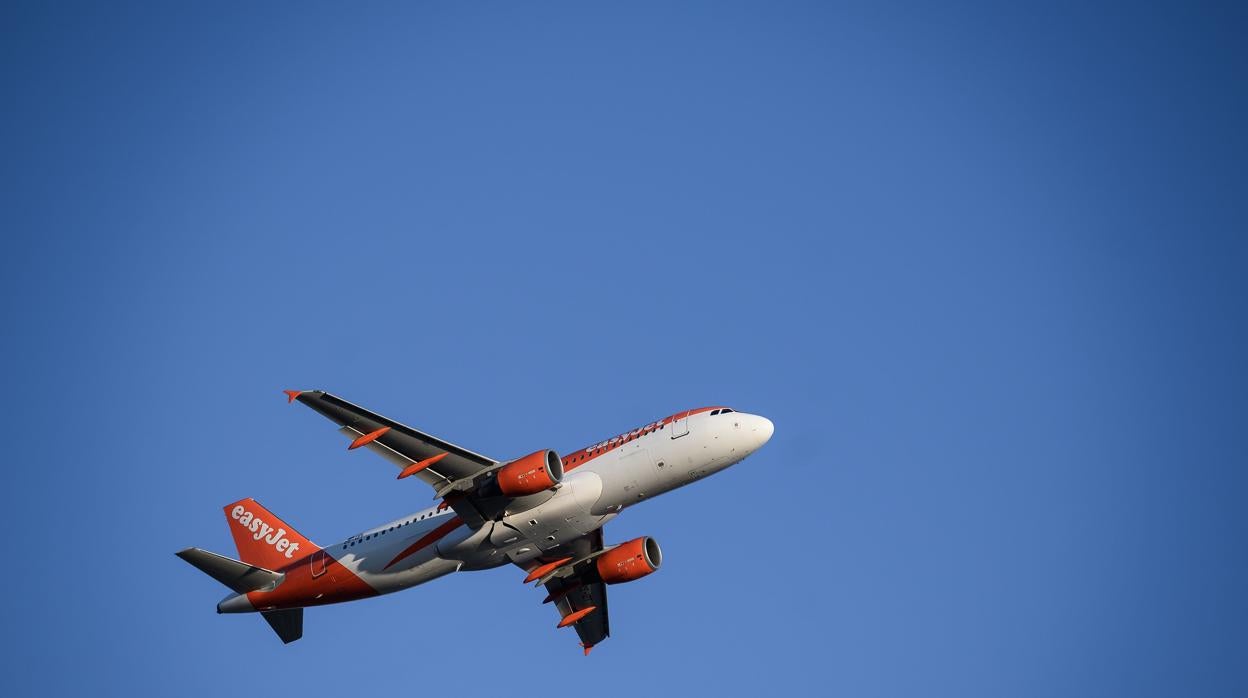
[397,452,449,480]
[581,643,594,656]
[524,557,574,584]
[557,606,597,628]
[283,390,302,404]
[348,426,391,450]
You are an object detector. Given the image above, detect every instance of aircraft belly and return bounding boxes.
[356,556,461,594]
[332,519,475,595]
[476,471,614,562]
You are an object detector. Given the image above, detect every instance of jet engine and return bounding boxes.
[496,449,564,496]
[596,536,663,584]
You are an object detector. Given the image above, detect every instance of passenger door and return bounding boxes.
[670,411,690,439]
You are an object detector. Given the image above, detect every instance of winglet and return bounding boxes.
[581,643,594,656]
[283,390,302,404]
[557,605,597,628]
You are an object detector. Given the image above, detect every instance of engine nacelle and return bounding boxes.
[596,536,663,584]
[496,449,564,496]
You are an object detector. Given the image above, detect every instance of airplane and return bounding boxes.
[177,390,774,654]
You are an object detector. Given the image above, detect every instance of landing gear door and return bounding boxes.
[671,411,690,439]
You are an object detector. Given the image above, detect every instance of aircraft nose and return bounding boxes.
[749,415,774,449]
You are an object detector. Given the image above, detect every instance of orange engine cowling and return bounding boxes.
[596,537,663,584]
[496,449,564,496]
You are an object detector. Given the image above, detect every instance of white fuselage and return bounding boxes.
[319,408,773,596]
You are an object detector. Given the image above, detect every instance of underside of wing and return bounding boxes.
[520,528,665,654]
[525,529,610,654]
[286,390,565,527]
[547,574,610,653]
[288,390,497,489]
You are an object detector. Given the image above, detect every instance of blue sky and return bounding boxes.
[3,2,1245,696]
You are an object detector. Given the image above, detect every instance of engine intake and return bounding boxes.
[497,449,564,496]
[596,536,662,584]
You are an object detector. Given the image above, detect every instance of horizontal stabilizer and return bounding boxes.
[176,547,283,594]
[262,608,303,644]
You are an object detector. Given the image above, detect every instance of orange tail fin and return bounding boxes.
[223,498,319,569]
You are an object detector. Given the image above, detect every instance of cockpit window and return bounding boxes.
[721,408,734,414]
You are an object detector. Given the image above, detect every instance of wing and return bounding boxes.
[288,389,497,487]
[521,528,610,655]
[288,390,514,526]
